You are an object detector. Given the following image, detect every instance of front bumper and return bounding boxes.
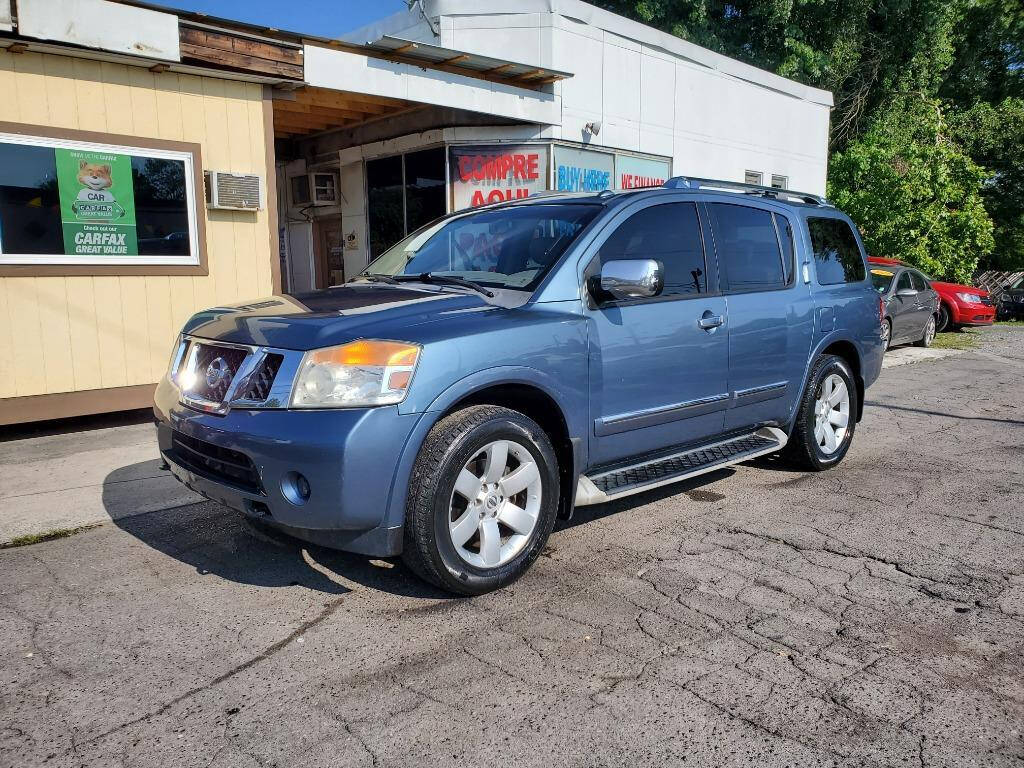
[154,377,423,556]
[953,303,995,325]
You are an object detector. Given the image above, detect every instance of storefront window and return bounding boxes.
[450,144,550,210]
[367,154,403,261]
[554,145,614,192]
[0,133,200,266]
[404,147,446,233]
[617,154,672,190]
[367,148,446,260]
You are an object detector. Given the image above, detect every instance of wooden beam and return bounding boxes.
[180,25,303,65]
[393,42,419,54]
[274,101,373,122]
[180,41,303,79]
[515,69,545,81]
[290,88,408,110]
[441,53,471,66]
[291,92,391,115]
[273,114,335,132]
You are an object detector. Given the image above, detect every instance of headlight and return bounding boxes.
[290,340,421,408]
[956,292,982,304]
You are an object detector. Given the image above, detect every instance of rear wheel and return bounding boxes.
[881,319,891,352]
[915,314,936,347]
[402,405,559,595]
[784,355,858,471]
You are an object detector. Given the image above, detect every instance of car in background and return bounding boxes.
[998,275,1024,321]
[868,257,994,332]
[867,258,939,350]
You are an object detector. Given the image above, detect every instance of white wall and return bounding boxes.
[351,0,833,195]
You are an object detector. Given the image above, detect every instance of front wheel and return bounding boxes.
[402,405,559,595]
[783,355,858,471]
[915,314,936,347]
[936,303,951,333]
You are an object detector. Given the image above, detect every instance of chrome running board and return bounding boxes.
[575,427,787,506]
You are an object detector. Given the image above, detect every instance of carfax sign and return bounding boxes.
[56,148,138,257]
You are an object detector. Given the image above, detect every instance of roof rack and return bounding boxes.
[663,176,830,206]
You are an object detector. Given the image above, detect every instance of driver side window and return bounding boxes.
[597,202,707,296]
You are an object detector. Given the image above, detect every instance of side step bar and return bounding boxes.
[575,427,787,506]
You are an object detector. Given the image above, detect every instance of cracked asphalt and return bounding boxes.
[2,326,1023,768]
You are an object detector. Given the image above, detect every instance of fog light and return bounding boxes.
[281,471,311,506]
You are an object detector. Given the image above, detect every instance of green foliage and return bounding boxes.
[592,0,1021,277]
[949,99,1024,270]
[828,98,994,282]
[941,0,1023,106]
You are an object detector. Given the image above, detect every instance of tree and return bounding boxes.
[949,99,1024,270]
[828,97,994,282]
[590,0,957,150]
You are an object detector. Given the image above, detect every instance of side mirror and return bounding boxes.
[896,288,918,298]
[597,259,664,301]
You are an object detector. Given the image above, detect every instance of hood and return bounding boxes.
[931,281,986,297]
[182,284,497,350]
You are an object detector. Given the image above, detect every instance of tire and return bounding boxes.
[880,319,891,352]
[936,303,951,333]
[915,314,936,347]
[783,354,858,471]
[402,405,559,595]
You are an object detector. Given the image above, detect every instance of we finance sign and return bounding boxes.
[450,145,549,210]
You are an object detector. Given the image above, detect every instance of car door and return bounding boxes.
[705,201,814,432]
[910,270,937,329]
[584,199,729,467]
[891,270,918,341]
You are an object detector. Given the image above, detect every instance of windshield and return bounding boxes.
[870,268,895,293]
[361,204,600,291]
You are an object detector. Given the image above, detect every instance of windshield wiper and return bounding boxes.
[353,274,399,285]
[394,273,495,298]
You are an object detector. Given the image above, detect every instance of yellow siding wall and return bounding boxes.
[0,51,274,399]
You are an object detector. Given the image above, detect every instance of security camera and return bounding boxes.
[584,121,602,136]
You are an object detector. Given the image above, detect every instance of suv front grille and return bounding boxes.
[241,354,283,402]
[187,343,249,403]
[169,431,262,494]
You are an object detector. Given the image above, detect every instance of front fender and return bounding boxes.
[381,366,588,532]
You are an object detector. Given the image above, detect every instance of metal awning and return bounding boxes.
[363,35,573,87]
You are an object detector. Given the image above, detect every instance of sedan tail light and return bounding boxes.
[878,296,885,324]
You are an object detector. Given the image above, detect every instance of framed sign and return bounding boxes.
[553,145,614,193]
[0,128,202,269]
[616,154,672,190]
[450,145,550,210]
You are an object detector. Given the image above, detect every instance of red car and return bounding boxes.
[867,257,994,332]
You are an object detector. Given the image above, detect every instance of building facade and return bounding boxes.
[0,0,832,424]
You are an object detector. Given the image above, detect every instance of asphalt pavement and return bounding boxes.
[1,326,1022,768]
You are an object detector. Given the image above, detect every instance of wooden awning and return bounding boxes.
[272,87,415,138]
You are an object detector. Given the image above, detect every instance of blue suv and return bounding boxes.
[155,177,884,594]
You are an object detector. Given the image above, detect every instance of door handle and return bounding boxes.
[698,313,725,330]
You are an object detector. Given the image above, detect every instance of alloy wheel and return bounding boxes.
[814,374,850,455]
[448,439,543,568]
[924,317,936,345]
[881,321,891,351]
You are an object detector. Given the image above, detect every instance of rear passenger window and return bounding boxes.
[598,202,707,296]
[708,203,786,292]
[808,218,867,285]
